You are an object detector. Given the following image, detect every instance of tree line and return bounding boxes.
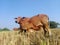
[0,28,10,31]
[50,21,60,28]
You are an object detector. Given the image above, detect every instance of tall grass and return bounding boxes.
[0,29,60,45]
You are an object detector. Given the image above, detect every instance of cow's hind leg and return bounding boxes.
[43,25,51,37]
[43,25,47,36]
[45,25,51,36]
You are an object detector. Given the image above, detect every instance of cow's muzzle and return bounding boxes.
[15,21,17,23]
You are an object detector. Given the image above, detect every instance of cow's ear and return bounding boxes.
[22,17,25,19]
[14,18,17,19]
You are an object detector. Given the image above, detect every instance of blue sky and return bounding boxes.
[0,0,60,29]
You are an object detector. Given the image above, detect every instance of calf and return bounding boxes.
[15,14,51,36]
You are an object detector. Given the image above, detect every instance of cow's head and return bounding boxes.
[20,17,30,25]
[19,17,30,29]
[15,17,21,24]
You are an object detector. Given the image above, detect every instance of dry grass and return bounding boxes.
[0,28,60,45]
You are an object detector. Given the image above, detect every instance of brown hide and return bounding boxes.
[19,17,39,30]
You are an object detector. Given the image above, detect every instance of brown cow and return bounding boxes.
[15,17,39,32]
[29,14,51,36]
[15,14,51,36]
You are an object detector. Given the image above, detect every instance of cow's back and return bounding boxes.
[29,15,42,26]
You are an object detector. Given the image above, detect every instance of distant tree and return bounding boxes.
[0,28,2,30]
[2,28,10,31]
[0,28,2,31]
[50,21,59,28]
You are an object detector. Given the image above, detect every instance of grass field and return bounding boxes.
[0,28,60,45]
